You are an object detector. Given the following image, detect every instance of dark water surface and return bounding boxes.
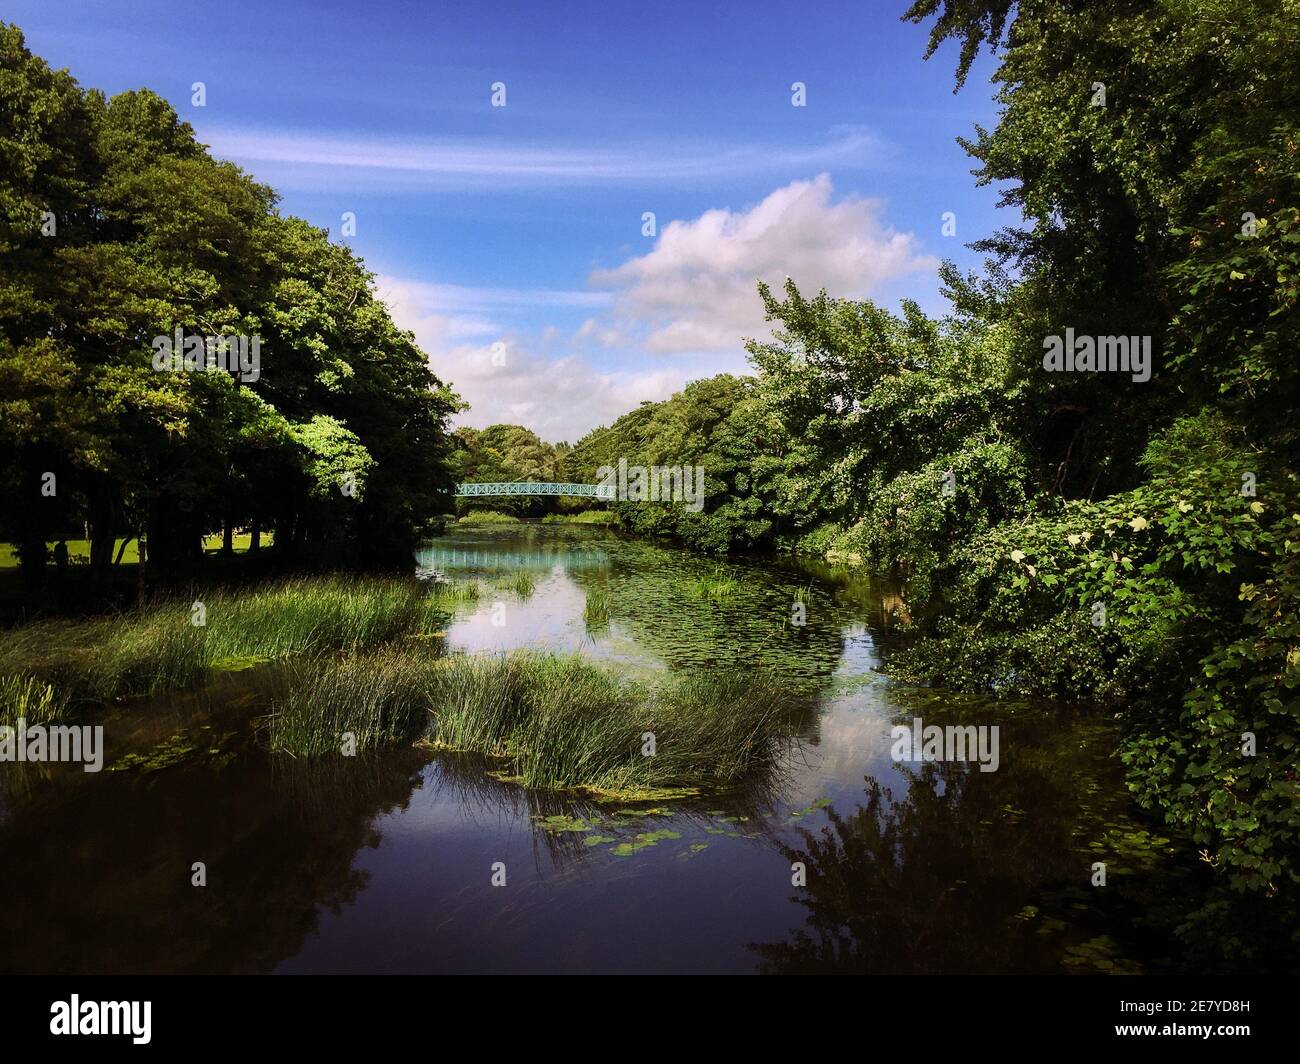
[1,526,1179,974]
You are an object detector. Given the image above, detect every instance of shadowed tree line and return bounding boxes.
[0,23,459,593]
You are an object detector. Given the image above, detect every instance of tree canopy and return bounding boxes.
[0,23,460,580]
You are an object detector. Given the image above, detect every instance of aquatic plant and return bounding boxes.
[494,571,536,598]
[583,585,612,626]
[541,511,620,527]
[689,566,739,603]
[269,649,799,800]
[0,673,69,727]
[0,576,450,708]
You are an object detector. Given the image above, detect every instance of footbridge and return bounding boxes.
[454,481,615,499]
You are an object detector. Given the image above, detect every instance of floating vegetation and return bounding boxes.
[610,829,682,856]
[108,728,238,775]
[533,814,594,833]
[790,797,833,819]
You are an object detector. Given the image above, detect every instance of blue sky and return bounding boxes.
[10,0,1006,441]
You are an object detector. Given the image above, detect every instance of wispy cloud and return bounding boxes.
[383,280,611,312]
[202,126,887,189]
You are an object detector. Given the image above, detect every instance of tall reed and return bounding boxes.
[269,649,798,799]
[0,576,449,708]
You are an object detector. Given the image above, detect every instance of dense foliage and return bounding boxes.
[449,424,571,517]
[0,24,459,580]
[562,0,1300,955]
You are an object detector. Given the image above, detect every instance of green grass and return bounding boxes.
[269,649,798,800]
[493,571,536,598]
[583,585,612,626]
[0,673,70,727]
[690,566,740,603]
[428,578,481,603]
[456,510,522,526]
[0,575,449,708]
[0,533,273,568]
[542,510,620,527]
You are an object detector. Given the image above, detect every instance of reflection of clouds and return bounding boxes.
[788,689,903,798]
[831,623,879,678]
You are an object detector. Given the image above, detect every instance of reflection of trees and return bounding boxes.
[569,558,855,690]
[0,746,429,974]
[750,755,1090,974]
[424,525,891,691]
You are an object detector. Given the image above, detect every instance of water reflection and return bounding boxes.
[415,526,887,688]
[0,525,1175,974]
[0,743,430,974]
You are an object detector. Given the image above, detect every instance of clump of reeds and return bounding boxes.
[494,571,536,598]
[0,576,450,708]
[267,645,436,757]
[428,579,480,604]
[583,585,612,626]
[690,566,739,603]
[268,649,797,800]
[0,673,70,727]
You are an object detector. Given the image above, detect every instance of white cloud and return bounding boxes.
[575,318,628,349]
[591,173,937,353]
[378,276,687,442]
[374,175,935,440]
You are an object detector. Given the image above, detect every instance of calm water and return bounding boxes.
[0,525,1179,974]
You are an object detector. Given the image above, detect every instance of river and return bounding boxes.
[0,524,1181,973]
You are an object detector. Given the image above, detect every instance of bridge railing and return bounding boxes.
[454,481,616,499]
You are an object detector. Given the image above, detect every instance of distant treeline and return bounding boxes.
[449,425,573,517]
[0,23,460,582]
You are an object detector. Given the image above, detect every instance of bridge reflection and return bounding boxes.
[416,545,611,574]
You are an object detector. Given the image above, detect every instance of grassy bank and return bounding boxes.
[0,576,450,709]
[456,510,522,526]
[541,511,620,527]
[269,649,798,800]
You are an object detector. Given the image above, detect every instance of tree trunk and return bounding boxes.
[88,476,117,583]
[17,463,48,588]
